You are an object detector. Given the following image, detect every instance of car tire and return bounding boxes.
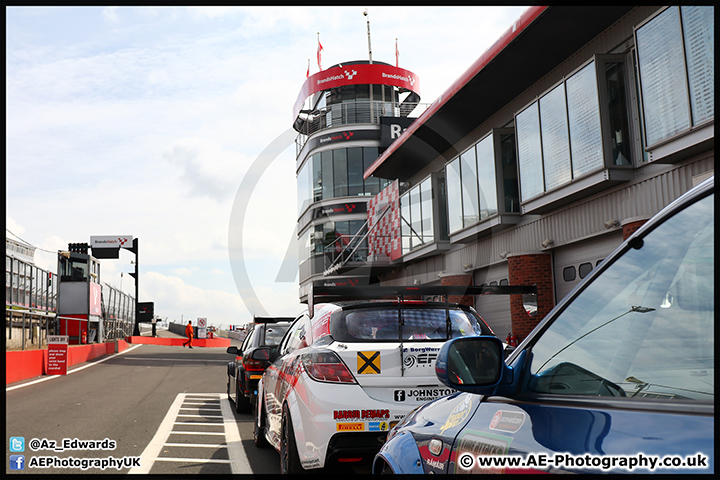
[253,400,269,448]
[235,377,251,414]
[281,405,305,474]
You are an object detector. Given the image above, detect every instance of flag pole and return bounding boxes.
[363,9,372,64]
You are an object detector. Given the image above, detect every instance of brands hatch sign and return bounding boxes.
[90,235,133,259]
[293,63,421,121]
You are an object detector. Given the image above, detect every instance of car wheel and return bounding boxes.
[280,405,305,474]
[235,378,251,414]
[253,400,269,448]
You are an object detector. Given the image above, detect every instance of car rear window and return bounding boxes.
[264,325,290,346]
[332,306,488,342]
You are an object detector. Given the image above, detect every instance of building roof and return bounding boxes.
[364,5,635,182]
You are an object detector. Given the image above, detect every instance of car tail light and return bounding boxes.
[302,351,357,384]
[243,358,266,372]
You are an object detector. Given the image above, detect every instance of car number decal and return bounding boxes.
[357,351,381,374]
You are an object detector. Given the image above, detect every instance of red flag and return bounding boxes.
[306,59,310,79]
[317,36,323,71]
[395,38,399,67]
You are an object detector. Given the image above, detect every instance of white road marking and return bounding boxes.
[128,392,250,474]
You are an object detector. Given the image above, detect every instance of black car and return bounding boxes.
[226,318,293,413]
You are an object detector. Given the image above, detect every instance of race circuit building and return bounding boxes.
[293,6,714,342]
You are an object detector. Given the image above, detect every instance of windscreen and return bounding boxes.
[263,324,290,346]
[333,306,488,342]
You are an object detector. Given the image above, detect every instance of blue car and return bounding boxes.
[373,177,714,475]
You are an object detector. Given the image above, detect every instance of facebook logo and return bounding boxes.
[10,455,25,470]
[10,436,25,452]
[394,390,406,402]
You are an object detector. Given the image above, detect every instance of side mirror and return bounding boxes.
[226,346,238,355]
[252,347,272,361]
[436,336,525,396]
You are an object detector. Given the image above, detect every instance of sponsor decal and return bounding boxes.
[440,396,473,434]
[357,351,381,374]
[336,422,365,432]
[368,421,389,432]
[403,352,437,369]
[489,410,526,433]
[454,431,512,474]
[394,388,455,402]
[334,409,389,420]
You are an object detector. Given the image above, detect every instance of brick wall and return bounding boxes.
[439,273,474,306]
[507,253,554,342]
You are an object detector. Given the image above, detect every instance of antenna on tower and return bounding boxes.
[363,9,372,64]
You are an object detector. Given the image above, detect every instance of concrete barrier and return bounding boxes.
[126,336,230,348]
[6,339,131,386]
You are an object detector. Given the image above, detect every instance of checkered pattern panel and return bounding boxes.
[367,180,401,260]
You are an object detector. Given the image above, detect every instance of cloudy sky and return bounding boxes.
[6,6,528,329]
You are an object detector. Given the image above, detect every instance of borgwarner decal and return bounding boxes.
[403,346,440,369]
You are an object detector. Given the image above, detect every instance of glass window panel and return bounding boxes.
[333,149,348,197]
[363,147,380,196]
[410,185,422,248]
[475,136,498,220]
[312,153,322,201]
[347,148,364,196]
[681,6,715,125]
[603,61,633,166]
[516,103,544,201]
[566,62,606,174]
[321,150,334,200]
[636,7,691,146]
[400,192,411,254]
[420,178,434,245]
[500,133,520,213]
[563,266,577,282]
[297,160,310,216]
[460,148,479,227]
[579,262,594,279]
[529,193,714,401]
[540,84,572,190]
[445,158,464,233]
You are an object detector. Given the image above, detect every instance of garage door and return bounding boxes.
[553,232,623,303]
[474,263,511,339]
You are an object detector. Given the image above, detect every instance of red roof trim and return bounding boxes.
[363,5,549,180]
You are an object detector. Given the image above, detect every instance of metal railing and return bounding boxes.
[295,99,429,155]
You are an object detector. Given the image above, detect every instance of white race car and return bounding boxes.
[252,285,535,473]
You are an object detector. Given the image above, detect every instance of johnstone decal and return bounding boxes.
[394,388,454,403]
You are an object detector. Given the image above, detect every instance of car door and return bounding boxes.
[262,315,310,447]
[449,190,714,474]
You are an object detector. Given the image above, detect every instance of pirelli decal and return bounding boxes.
[357,351,381,374]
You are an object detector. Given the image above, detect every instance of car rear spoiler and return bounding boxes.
[252,316,296,324]
[309,284,538,377]
[308,284,538,318]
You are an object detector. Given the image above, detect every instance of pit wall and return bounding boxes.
[6,339,129,385]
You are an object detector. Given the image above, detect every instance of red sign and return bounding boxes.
[293,63,421,120]
[47,343,68,375]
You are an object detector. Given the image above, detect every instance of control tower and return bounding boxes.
[293,60,423,303]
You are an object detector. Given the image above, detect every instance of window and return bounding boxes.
[445,158,463,233]
[528,192,714,401]
[400,176,436,255]
[578,262,593,279]
[563,267,576,282]
[516,57,635,204]
[635,7,714,148]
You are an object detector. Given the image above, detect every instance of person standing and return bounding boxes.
[183,321,194,348]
